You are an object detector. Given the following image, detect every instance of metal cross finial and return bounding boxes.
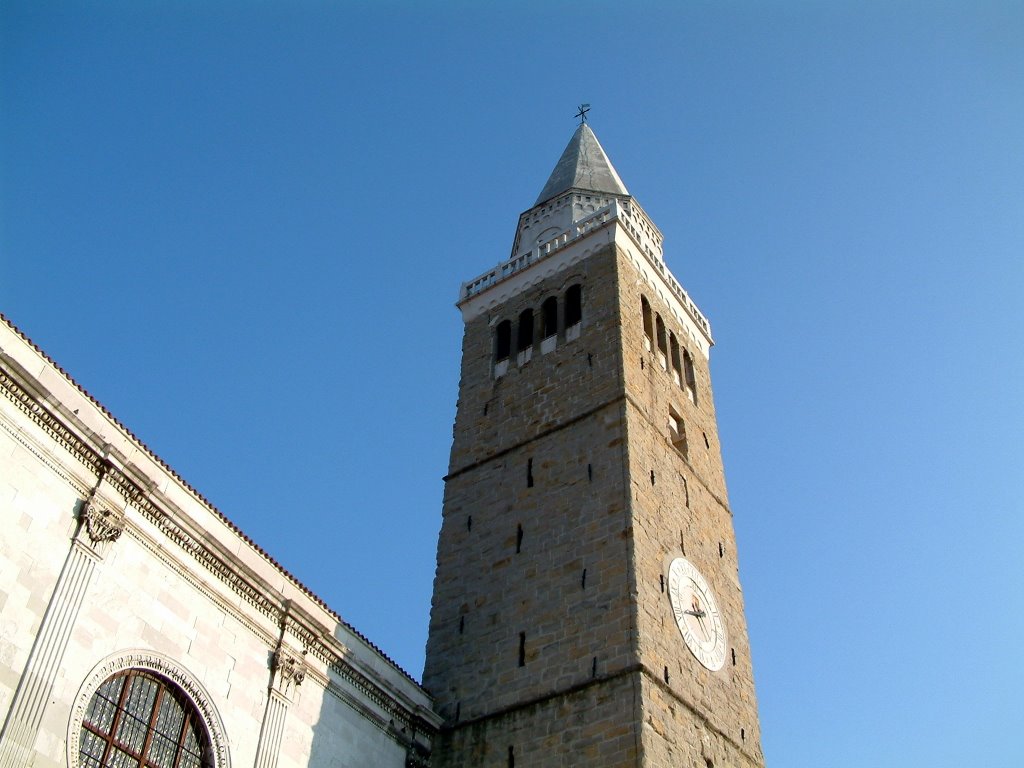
[575,103,591,124]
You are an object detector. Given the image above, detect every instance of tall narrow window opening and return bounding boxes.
[540,296,559,353]
[565,284,582,330]
[683,350,698,404]
[541,297,558,339]
[495,320,512,377]
[641,296,654,351]
[516,309,534,365]
[670,333,683,387]
[655,315,668,370]
[518,633,526,667]
[495,320,512,361]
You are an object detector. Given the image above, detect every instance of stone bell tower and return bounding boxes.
[423,122,764,767]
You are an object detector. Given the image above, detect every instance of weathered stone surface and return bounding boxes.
[426,227,764,766]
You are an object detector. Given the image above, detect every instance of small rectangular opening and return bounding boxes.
[669,409,688,456]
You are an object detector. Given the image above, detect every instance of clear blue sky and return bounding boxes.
[2,2,1022,766]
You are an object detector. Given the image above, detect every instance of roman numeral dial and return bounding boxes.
[667,557,727,671]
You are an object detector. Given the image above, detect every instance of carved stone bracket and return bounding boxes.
[405,745,430,768]
[271,649,307,698]
[81,500,125,544]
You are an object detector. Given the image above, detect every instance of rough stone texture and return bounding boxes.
[618,252,764,766]
[435,671,640,767]
[425,236,764,766]
[426,244,629,710]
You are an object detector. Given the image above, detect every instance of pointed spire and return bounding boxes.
[534,123,629,206]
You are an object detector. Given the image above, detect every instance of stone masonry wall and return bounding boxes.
[425,239,764,767]
[617,250,764,766]
[432,671,640,768]
[425,406,634,722]
[425,245,637,727]
[446,242,625,475]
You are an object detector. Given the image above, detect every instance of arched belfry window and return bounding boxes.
[655,315,668,370]
[517,309,534,365]
[495,320,512,362]
[670,332,682,387]
[641,297,654,351]
[517,310,534,352]
[79,669,213,768]
[541,297,558,340]
[565,284,582,329]
[683,350,698,404]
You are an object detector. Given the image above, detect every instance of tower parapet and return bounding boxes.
[460,175,712,355]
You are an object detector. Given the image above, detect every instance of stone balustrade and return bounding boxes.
[460,199,711,339]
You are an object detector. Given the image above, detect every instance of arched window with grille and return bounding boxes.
[78,669,213,768]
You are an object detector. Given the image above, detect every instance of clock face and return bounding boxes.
[667,557,727,671]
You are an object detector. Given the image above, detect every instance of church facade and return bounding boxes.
[0,317,439,768]
[0,123,763,767]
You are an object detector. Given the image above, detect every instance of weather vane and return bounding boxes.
[575,103,591,124]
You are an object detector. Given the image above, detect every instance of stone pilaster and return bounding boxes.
[0,481,123,768]
[253,646,306,768]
